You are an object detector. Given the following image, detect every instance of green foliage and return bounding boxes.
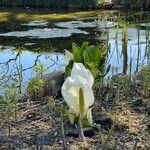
[0,96,15,120]
[47,96,55,110]
[34,61,47,78]
[136,66,150,97]
[66,42,110,81]
[28,77,45,93]
[66,109,93,128]
[112,74,130,92]
[0,84,19,137]
[27,77,45,100]
[139,66,150,87]
[27,61,47,100]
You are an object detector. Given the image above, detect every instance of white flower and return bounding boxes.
[71,63,94,88]
[61,63,94,124]
[64,50,74,66]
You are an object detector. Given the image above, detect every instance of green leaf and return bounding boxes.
[85,45,101,66]
[69,112,76,124]
[66,108,78,124]
[87,109,93,126]
[92,46,101,64]
[85,62,98,72]
[83,50,91,64]
[79,87,85,115]
[72,43,83,62]
[81,41,89,52]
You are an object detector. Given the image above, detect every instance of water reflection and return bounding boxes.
[100,28,149,44]
[106,27,149,75]
[0,9,149,94]
[0,46,65,94]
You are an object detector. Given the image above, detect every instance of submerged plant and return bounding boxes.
[61,63,94,141]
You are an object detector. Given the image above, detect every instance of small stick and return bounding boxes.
[133,138,138,150]
[61,107,67,150]
[122,139,125,150]
[114,137,118,150]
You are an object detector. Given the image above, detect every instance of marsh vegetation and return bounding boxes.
[0,5,150,150]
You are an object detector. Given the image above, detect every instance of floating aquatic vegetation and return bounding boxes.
[0,28,88,39]
[55,20,117,29]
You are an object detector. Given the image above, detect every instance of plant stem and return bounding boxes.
[15,106,17,121]
[8,116,11,138]
[78,115,85,143]
[113,137,118,150]
[133,138,138,150]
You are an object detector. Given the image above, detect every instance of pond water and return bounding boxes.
[0,9,149,94]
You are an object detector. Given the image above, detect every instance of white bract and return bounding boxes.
[64,50,74,66]
[61,63,94,125]
[71,63,94,88]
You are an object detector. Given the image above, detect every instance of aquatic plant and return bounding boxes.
[61,63,94,141]
[65,42,110,82]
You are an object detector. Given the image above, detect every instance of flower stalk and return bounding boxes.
[78,114,85,142]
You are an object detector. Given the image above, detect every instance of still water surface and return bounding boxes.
[0,9,149,93]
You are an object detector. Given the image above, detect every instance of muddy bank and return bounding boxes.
[0,66,150,149]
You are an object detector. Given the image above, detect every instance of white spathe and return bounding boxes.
[61,63,94,117]
[64,50,74,65]
[71,63,94,88]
